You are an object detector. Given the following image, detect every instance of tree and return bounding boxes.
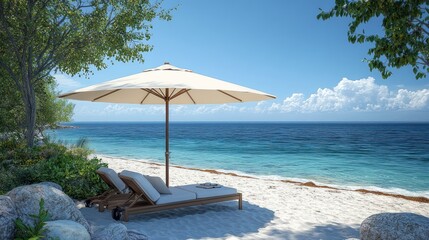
[0,72,74,139]
[317,0,429,79]
[0,0,171,147]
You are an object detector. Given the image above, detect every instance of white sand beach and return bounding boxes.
[80,155,429,240]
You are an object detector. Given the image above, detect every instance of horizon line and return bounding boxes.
[61,120,429,124]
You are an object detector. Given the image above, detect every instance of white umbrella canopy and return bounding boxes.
[59,63,274,104]
[59,63,276,186]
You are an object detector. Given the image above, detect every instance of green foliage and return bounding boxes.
[36,150,108,199]
[318,0,429,79]
[0,138,108,199]
[0,0,172,146]
[0,70,23,135]
[67,138,93,158]
[36,77,75,130]
[0,73,74,138]
[14,198,49,240]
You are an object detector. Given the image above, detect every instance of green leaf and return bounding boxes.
[318,0,429,80]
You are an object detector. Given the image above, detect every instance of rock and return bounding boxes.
[44,220,90,240]
[361,212,429,240]
[127,230,149,240]
[91,223,149,240]
[38,181,63,191]
[92,223,128,240]
[7,183,90,233]
[0,196,18,240]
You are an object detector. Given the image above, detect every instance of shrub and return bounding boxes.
[0,138,108,199]
[35,153,108,199]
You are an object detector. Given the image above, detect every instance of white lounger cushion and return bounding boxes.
[156,187,197,205]
[97,167,129,193]
[178,184,237,198]
[144,175,172,194]
[120,170,161,202]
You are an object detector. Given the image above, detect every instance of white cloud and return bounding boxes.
[194,104,239,114]
[104,104,164,115]
[53,74,81,91]
[172,105,188,113]
[73,77,429,120]
[270,77,429,113]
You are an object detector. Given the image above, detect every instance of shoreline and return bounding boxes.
[95,154,429,204]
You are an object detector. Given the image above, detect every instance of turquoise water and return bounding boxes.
[48,122,429,197]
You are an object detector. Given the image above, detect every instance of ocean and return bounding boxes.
[48,122,429,197]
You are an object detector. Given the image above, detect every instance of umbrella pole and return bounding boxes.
[165,89,170,187]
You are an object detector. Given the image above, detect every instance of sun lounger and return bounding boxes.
[85,167,132,212]
[111,170,242,221]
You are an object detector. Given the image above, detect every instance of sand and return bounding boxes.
[80,155,429,240]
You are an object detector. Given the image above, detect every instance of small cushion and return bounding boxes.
[120,170,161,202]
[144,175,171,194]
[97,167,128,193]
[178,184,237,198]
[156,187,196,204]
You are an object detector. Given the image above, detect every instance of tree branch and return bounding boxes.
[411,18,429,35]
[33,27,74,82]
[34,13,68,73]
[417,55,429,67]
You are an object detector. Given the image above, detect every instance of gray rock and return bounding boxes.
[7,183,90,233]
[127,230,149,240]
[44,220,90,240]
[38,181,62,191]
[0,196,18,240]
[92,223,128,240]
[361,212,429,240]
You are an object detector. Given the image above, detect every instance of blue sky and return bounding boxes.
[55,0,429,122]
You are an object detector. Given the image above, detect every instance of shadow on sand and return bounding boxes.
[265,223,360,240]
[81,200,275,239]
[81,201,360,239]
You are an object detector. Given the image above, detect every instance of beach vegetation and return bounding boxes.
[318,0,429,79]
[0,0,172,147]
[0,138,108,199]
[14,198,50,240]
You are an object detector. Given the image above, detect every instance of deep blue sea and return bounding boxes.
[48,122,429,197]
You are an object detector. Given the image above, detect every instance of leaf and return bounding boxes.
[318,0,429,80]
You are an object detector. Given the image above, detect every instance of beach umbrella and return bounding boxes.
[59,63,276,186]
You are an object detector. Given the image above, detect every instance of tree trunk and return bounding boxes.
[21,74,36,147]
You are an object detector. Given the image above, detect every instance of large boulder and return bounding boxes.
[7,183,90,233]
[44,220,90,240]
[92,223,128,240]
[92,223,149,240]
[0,196,18,240]
[127,230,149,240]
[38,181,63,191]
[361,212,429,240]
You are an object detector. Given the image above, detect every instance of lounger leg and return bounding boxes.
[238,193,243,210]
[123,210,129,222]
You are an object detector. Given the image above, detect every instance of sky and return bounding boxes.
[55,0,429,122]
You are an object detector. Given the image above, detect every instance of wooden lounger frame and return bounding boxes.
[87,170,132,212]
[114,175,243,222]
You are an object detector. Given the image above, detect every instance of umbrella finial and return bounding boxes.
[164,61,170,65]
